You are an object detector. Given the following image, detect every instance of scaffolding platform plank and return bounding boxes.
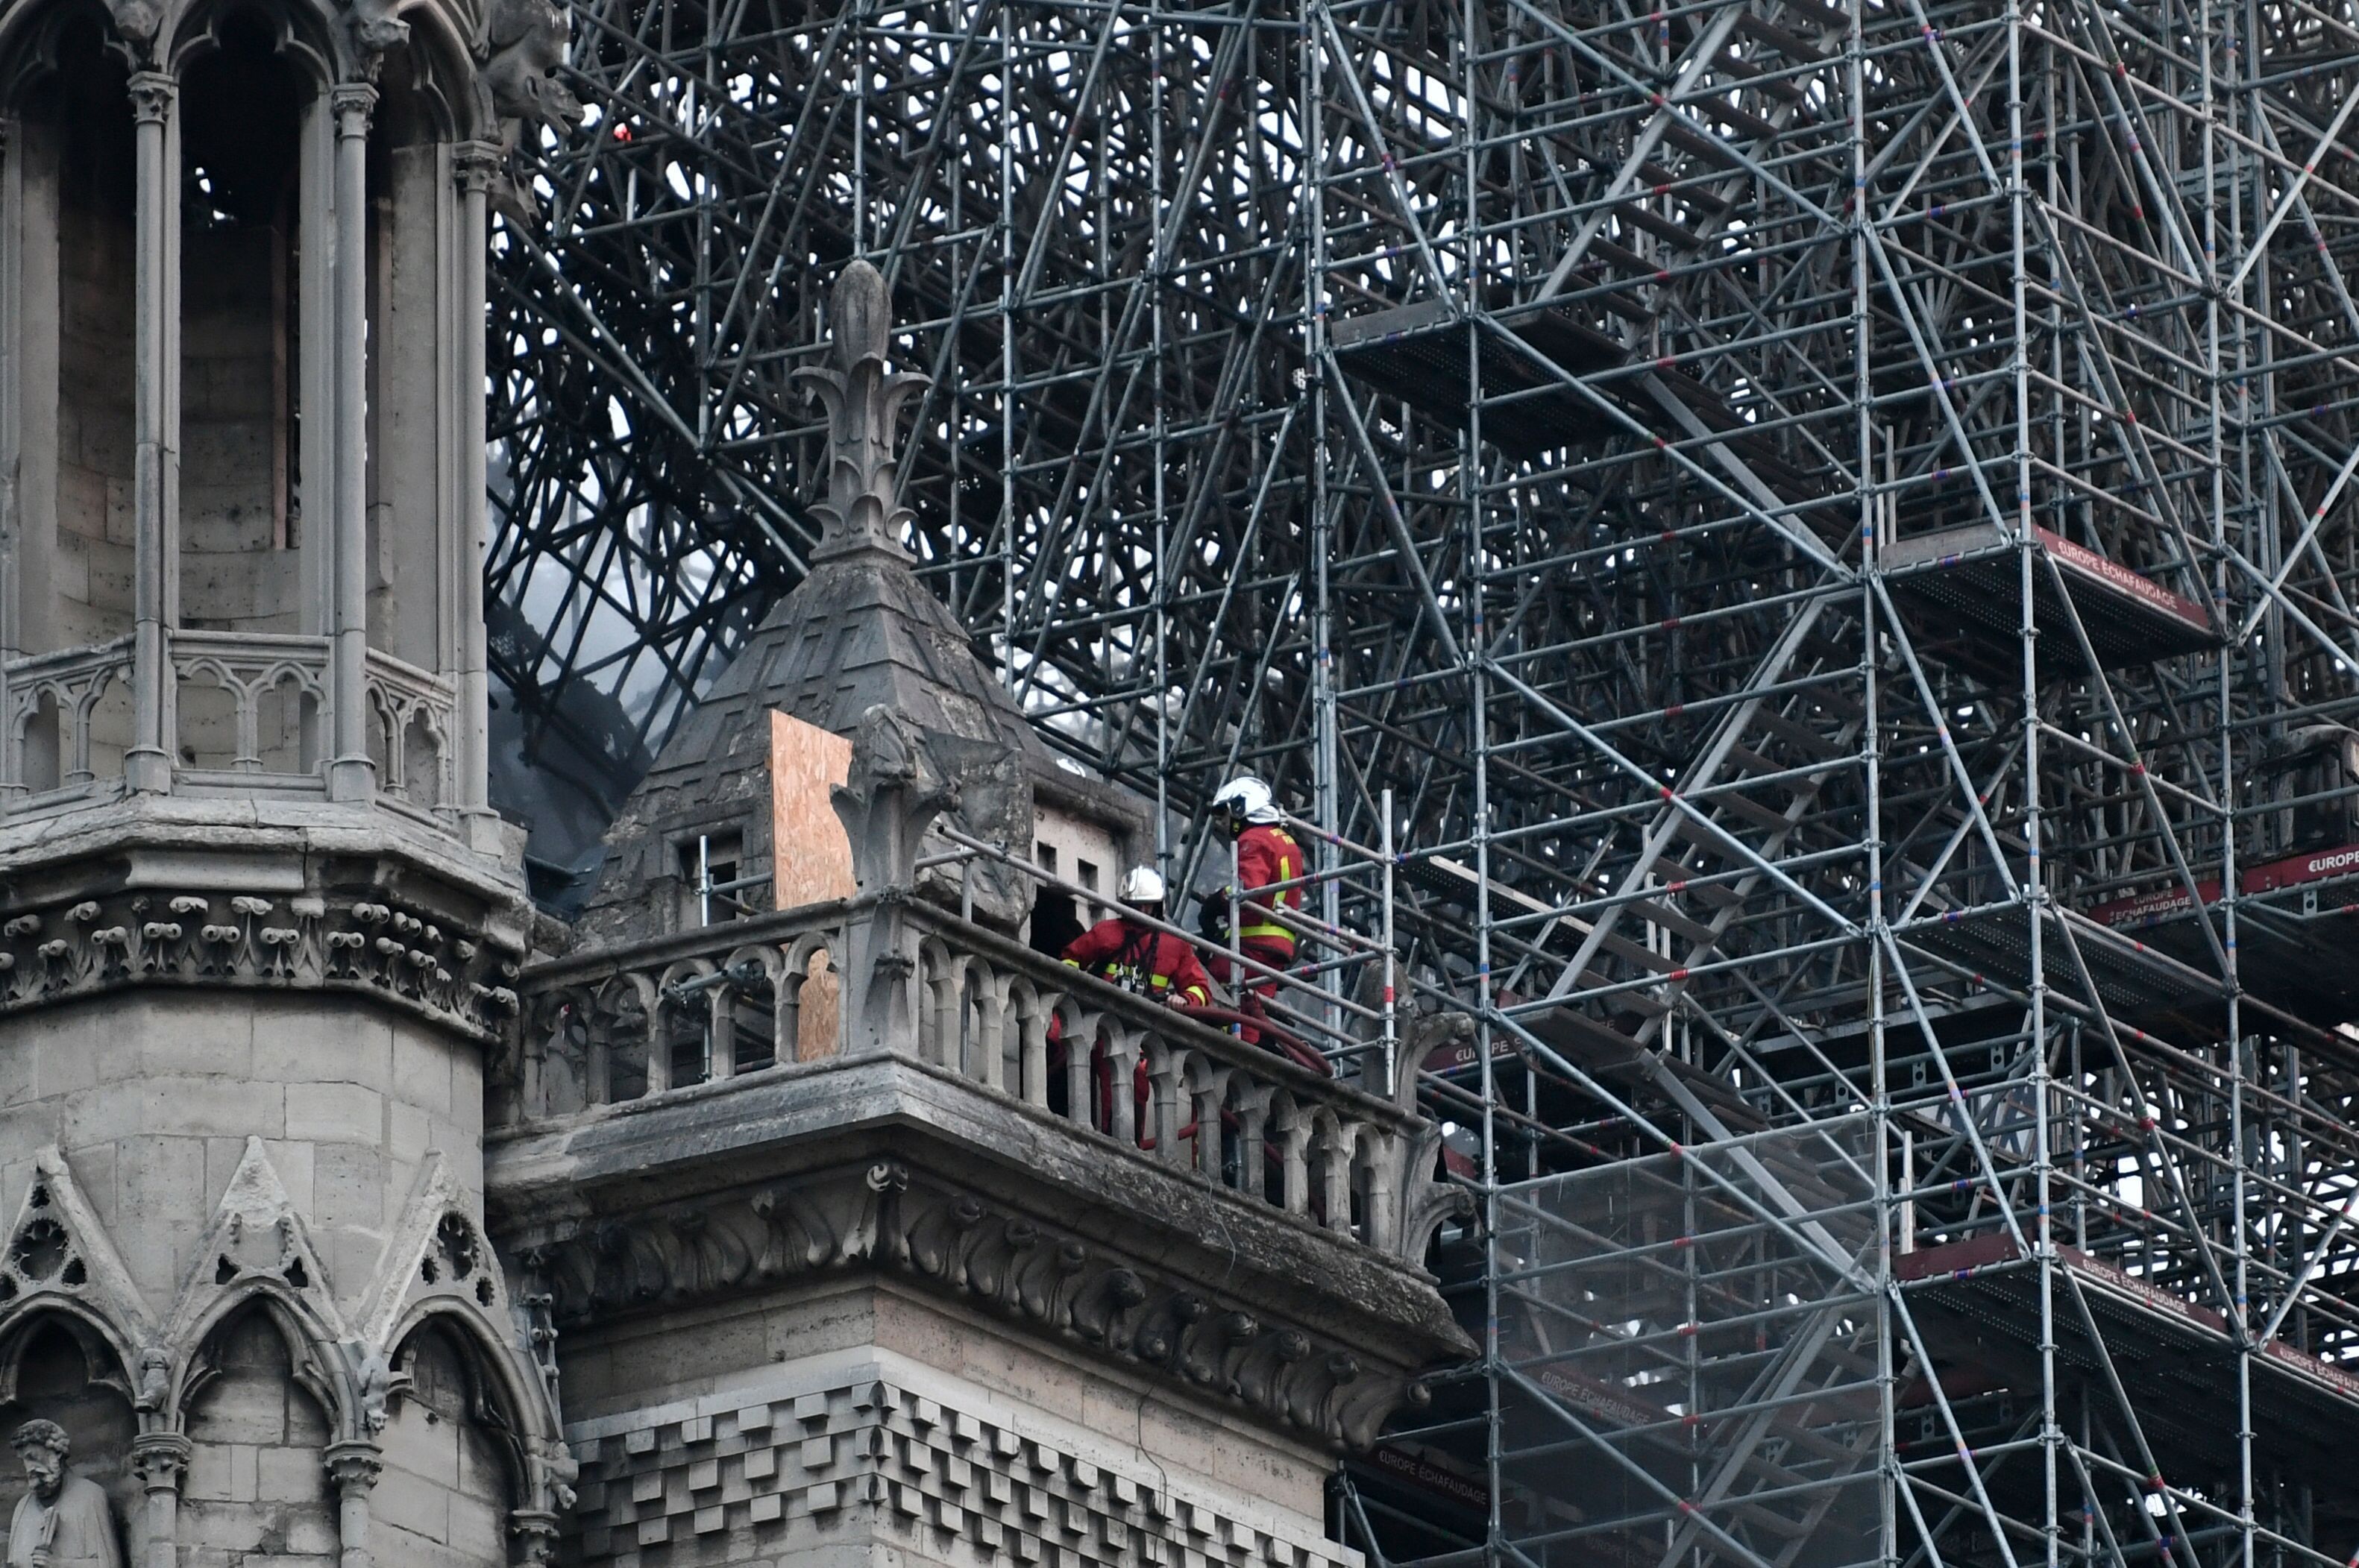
[1331,300,1825,505]
[1900,1234,2359,1473]
[1897,903,2228,1027]
[1882,522,2217,678]
[2085,846,2359,1029]
[1331,299,1624,456]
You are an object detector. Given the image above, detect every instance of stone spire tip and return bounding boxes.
[832,259,891,372]
[795,259,929,563]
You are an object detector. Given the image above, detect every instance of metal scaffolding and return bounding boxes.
[486,0,2359,1559]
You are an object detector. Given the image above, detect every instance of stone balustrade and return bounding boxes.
[169,629,328,782]
[361,646,457,812]
[498,890,1451,1268]
[0,631,456,815]
[1,634,136,797]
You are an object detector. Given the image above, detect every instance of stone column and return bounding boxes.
[509,1507,560,1565]
[129,1432,189,1568]
[126,71,178,796]
[451,142,499,828]
[0,116,19,796]
[323,1440,382,1568]
[327,83,377,802]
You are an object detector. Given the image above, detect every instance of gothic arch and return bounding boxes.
[378,1303,574,1540]
[384,1304,535,1481]
[374,0,481,142]
[0,0,123,112]
[0,1309,140,1549]
[0,1306,136,1411]
[169,1284,353,1438]
[163,0,337,90]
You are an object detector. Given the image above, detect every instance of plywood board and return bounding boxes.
[769,709,855,908]
[769,710,852,1060]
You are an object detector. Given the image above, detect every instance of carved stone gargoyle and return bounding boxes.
[916,731,1033,931]
[480,0,585,228]
[830,705,954,1057]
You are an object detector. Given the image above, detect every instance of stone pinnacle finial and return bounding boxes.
[795,260,929,563]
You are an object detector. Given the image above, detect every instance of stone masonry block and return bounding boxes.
[256,1444,324,1502]
[389,1031,454,1118]
[310,1141,388,1232]
[286,1082,383,1143]
[132,1002,257,1078]
[388,1100,432,1164]
[184,1443,241,1502]
[253,1011,393,1086]
[371,1461,453,1543]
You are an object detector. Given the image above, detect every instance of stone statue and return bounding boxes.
[4,1422,120,1568]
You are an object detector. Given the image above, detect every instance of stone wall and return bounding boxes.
[181,1309,339,1566]
[373,1324,516,1567]
[52,94,137,660]
[179,220,299,637]
[558,1288,1356,1568]
[0,990,483,1317]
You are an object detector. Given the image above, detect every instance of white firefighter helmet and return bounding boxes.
[1119,866,1167,906]
[1212,774,1281,825]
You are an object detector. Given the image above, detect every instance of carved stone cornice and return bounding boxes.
[516,1159,1436,1449]
[0,887,524,1042]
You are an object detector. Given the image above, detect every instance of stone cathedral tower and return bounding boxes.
[0,0,577,1558]
[0,0,1472,1561]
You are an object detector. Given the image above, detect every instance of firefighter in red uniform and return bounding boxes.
[1199,775,1303,1047]
[1056,868,1207,1140]
[1060,868,1212,1009]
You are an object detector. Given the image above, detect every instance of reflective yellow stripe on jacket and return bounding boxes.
[1241,846,1295,941]
[1067,956,1206,1004]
